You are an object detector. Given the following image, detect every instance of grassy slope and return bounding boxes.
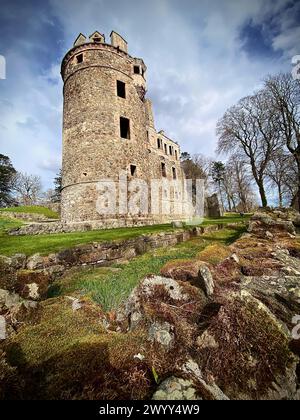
[0,214,250,257]
[0,206,59,219]
[51,225,245,311]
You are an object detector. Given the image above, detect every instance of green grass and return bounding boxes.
[50,225,245,311]
[0,217,24,236]
[0,205,59,219]
[0,214,250,257]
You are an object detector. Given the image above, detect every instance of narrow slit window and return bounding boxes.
[130,165,137,176]
[164,144,167,154]
[120,117,130,139]
[169,146,173,155]
[117,80,126,98]
[76,53,83,64]
[161,162,167,178]
[172,167,177,179]
[157,138,161,149]
[134,65,140,74]
[175,150,178,160]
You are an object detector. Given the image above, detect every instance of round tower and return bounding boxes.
[60,31,151,226]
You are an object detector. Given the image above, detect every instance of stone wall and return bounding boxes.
[1,224,228,301]
[0,212,50,222]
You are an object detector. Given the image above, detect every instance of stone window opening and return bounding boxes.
[83,172,87,176]
[157,138,161,149]
[164,144,167,154]
[172,167,177,180]
[169,145,173,155]
[175,150,178,160]
[161,162,167,178]
[93,37,102,43]
[134,65,140,75]
[117,80,126,99]
[76,53,83,64]
[120,117,130,139]
[130,165,137,177]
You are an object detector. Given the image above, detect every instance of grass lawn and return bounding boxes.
[50,225,245,311]
[0,213,250,257]
[0,205,59,219]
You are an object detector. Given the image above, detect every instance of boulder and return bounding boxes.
[194,290,299,400]
[153,377,201,400]
[117,275,208,350]
[0,256,17,291]
[171,221,184,228]
[248,213,296,237]
[26,254,45,270]
[16,270,49,300]
[148,321,174,349]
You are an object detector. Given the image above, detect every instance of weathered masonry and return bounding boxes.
[61,30,189,228]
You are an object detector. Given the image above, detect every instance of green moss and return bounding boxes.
[3,297,155,399]
[197,293,294,399]
[197,244,232,265]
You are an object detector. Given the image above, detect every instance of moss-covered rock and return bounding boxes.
[2,296,157,399]
[16,270,50,301]
[196,290,299,400]
[197,244,232,266]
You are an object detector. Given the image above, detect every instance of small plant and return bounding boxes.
[151,366,160,384]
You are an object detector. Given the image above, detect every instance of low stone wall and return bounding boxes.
[0,224,230,301]
[0,211,51,223]
[8,216,206,236]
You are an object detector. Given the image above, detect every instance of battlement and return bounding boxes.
[73,30,128,53]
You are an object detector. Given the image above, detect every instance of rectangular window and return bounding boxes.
[161,162,167,178]
[169,146,173,155]
[130,165,137,176]
[164,144,167,154]
[76,54,83,64]
[175,150,178,160]
[157,138,161,149]
[134,66,140,74]
[117,80,126,98]
[172,167,177,179]
[120,117,130,139]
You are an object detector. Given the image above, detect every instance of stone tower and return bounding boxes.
[61,31,189,228]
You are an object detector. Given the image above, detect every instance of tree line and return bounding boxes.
[0,154,61,207]
[217,72,299,210]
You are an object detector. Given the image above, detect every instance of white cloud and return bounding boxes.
[0,0,298,191]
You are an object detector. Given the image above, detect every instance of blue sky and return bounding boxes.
[0,0,299,190]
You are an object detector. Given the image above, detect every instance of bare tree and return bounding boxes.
[264,73,300,210]
[217,91,281,207]
[228,156,256,212]
[12,172,42,206]
[266,151,297,207]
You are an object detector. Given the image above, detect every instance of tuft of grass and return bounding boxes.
[51,226,246,311]
[0,206,59,219]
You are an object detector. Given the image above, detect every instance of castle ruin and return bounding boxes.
[60,31,193,228]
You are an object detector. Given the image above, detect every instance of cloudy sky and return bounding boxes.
[0,0,299,190]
